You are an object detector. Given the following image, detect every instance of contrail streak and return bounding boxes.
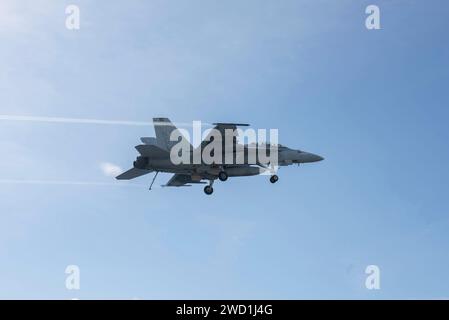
[0,115,151,126]
[0,115,210,127]
[0,179,148,187]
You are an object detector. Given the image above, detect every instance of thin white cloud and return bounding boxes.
[0,0,54,36]
[0,1,27,34]
[100,162,124,178]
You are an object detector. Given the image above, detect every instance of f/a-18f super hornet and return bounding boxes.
[116,118,323,194]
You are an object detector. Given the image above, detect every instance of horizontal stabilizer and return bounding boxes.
[135,144,169,157]
[140,137,158,145]
[116,168,151,180]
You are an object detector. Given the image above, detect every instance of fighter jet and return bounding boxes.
[116,118,323,195]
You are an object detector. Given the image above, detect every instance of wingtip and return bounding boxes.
[153,117,171,123]
[212,122,250,127]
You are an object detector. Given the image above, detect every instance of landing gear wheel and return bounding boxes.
[218,171,228,182]
[204,185,214,195]
[270,175,279,184]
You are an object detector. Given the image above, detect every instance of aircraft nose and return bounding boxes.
[300,152,324,163]
[312,153,324,162]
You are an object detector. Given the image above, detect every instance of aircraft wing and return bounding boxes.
[164,174,206,187]
[116,168,151,180]
[197,122,249,151]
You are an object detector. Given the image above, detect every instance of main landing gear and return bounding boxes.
[204,180,214,195]
[270,175,279,184]
[218,171,228,182]
[204,170,227,195]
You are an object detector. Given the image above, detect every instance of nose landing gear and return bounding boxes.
[270,175,279,184]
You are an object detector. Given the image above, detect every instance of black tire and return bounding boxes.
[204,186,214,195]
[270,175,279,183]
[218,171,228,182]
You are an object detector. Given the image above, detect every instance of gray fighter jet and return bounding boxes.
[116,118,323,194]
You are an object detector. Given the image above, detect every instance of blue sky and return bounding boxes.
[1,0,449,299]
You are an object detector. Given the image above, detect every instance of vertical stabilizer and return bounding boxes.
[153,118,191,151]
